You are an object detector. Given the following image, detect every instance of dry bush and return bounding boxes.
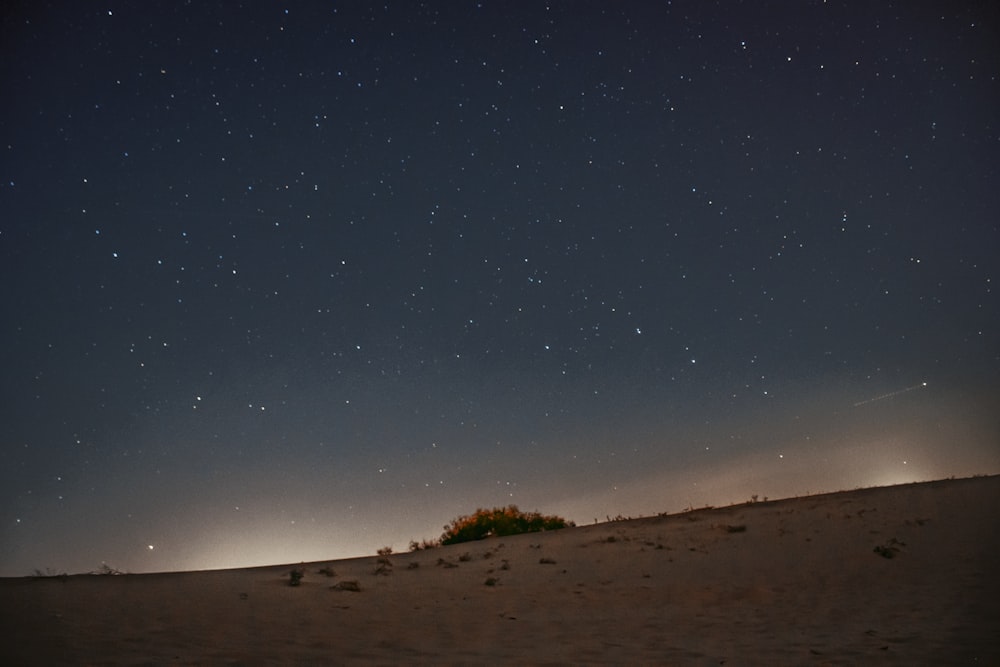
[874,538,906,559]
[409,539,441,551]
[332,580,361,592]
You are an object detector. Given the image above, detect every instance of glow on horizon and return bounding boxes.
[175,443,987,574]
[6,381,997,576]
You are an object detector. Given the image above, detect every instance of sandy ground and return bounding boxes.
[2,475,998,665]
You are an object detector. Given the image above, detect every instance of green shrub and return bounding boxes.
[440,505,574,545]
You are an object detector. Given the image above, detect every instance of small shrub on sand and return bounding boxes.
[440,505,574,545]
[332,580,361,592]
[874,538,905,559]
[31,568,68,580]
[288,568,305,586]
[409,539,441,551]
[374,546,394,574]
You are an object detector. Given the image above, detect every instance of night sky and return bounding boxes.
[2,2,998,576]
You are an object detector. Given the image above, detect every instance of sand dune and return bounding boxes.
[3,475,998,665]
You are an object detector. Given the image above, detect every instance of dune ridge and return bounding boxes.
[3,475,998,665]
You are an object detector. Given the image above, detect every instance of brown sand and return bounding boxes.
[2,475,998,665]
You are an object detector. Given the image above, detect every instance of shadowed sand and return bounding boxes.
[3,475,998,665]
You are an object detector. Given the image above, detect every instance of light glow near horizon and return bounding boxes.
[20,381,996,576]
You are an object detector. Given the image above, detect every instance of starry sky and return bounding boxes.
[2,1,998,576]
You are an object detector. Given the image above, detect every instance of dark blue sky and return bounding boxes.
[2,1,998,575]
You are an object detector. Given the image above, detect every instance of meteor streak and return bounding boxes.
[853,381,928,407]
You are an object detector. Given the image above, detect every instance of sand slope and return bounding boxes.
[3,475,998,665]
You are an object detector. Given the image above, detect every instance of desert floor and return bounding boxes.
[2,475,998,665]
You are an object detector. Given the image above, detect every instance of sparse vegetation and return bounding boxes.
[409,538,441,551]
[601,533,630,543]
[288,568,304,586]
[375,547,392,575]
[874,538,906,559]
[332,579,361,592]
[440,505,574,545]
[374,547,393,575]
[31,568,68,580]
